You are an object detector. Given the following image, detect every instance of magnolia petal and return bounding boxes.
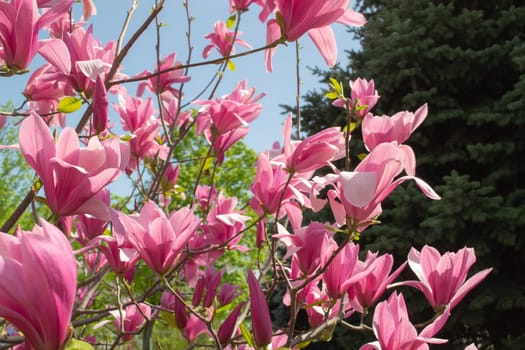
[38,39,71,74]
[340,171,377,208]
[307,26,337,67]
[449,268,492,309]
[265,19,281,72]
[419,306,450,339]
[338,9,367,26]
[19,113,55,177]
[359,341,381,350]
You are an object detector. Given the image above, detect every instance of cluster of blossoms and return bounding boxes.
[0,1,491,350]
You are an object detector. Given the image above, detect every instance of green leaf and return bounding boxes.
[226,14,236,29]
[342,122,357,133]
[239,323,255,348]
[120,134,134,142]
[64,339,95,350]
[57,97,82,113]
[227,60,236,71]
[325,91,339,100]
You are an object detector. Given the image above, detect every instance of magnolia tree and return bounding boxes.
[0,1,492,349]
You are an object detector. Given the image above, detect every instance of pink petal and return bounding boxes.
[307,26,337,67]
[449,268,492,309]
[38,39,71,74]
[265,19,281,72]
[19,113,55,178]
[340,171,377,207]
[338,9,367,26]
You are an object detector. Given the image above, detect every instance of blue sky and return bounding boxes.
[2,1,359,152]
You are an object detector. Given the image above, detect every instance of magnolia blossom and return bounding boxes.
[57,26,116,97]
[136,52,191,101]
[195,80,264,161]
[249,152,301,222]
[248,270,273,349]
[333,78,380,118]
[19,114,129,219]
[394,246,492,310]
[160,290,188,329]
[275,222,337,276]
[229,0,266,13]
[110,303,152,341]
[0,0,73,71]
[202,192,250,251]
[202,21,251,58]
[114,94,156,132]
[265,0,366,71]
[115,200,200,275]
[23,63,73,123]
[361,292,450,350]
[362,104,428,151]
[0,220,77,350]
[218,303,244,346]
[328,142,439,229]
[280,114,345,174]
[348,252,407,313]
[323,243,371,299]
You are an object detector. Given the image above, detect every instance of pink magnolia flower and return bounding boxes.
[348,251,407,313]
[0,0,73,72]
[333,78,380,118]
[23,63,74,123]
[127,119,169,172]
[160,290,188,329]
[80,0,96,20]
[191,267,224,308]
[37,0,95,19]
[275,222,337,276]
[230,0,267,13]
[217,283,240,307]
[207,126,249,164]
[0,220,77,350]
[115,200,200,275]
[202,21,251,58]
[202,193,250,251]
[265,0,366,71]
[195,80,264,162]
[303,283,348,328]
[249,152,298,217]
[74,189,110,244]
[113,93,166,170]
[60,26,116,97]
[136,52,191,101]
[184,314,210,343]
[323,242,372,299]
[19,113,129,219]
[361,292,450,350]
[362,104,428,151]
[329,142,439,229]
[110,303,151,341]
[394,245,492,310]
[97,235,139,283]
[195,80,264,136]
[92,74,109,133]
[218,303,244,347]
[114,94,156,132]
[281,114,345,173]
[248,270,273,349]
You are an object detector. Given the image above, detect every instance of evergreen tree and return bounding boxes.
[299,1,525,348]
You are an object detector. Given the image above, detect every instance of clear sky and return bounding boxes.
[1,0,360,152]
